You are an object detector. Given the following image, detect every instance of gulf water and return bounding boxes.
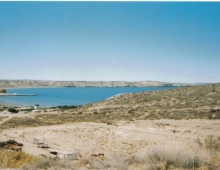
[0,87,177,107]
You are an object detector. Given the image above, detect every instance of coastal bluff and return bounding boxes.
[0,80,193,88]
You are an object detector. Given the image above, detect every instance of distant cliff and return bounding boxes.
[0,80,194,88]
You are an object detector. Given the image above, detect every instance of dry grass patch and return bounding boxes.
[204,136,220,152]
[21,157,76,170]
[0,150,33,168]
[0,116,9,122]
[132,143,208,170]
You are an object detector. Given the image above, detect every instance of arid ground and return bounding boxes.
[1,118,219,156]
[0,84,220,169]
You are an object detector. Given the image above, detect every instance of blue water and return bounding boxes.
[0,87,177,107]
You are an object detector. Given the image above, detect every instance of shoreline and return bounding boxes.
[3,85,183,89]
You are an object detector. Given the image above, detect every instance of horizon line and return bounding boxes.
[0,79,216,84]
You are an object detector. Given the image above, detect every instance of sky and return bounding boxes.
[0,2,220,83]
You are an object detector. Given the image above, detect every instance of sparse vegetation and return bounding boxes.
[0,139,23,148]
[1,83,220,169]
[50,105,78,110]
[0,151,33,169]
[204,136,220,152]
[138,145,201,169]
[21,157,76,170]
[19,142,220,170]
[0,83,220,129]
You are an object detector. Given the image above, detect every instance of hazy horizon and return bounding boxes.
[1,2,220,83]
[0,78,216,85]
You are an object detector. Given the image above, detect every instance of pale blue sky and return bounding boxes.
[0,2,220,83]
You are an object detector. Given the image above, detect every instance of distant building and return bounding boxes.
[34,104,39,110]
[33,137,44,145]
[49,149,78,160]
[33,137,49,148]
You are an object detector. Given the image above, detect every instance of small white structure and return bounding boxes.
[34,104,39,110]
[33,137,44,145]
[49,149,77,160]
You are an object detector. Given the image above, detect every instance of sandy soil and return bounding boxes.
[0,116,219,158]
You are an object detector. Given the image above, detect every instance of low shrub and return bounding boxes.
[8,107,18,113]
[204,136,220,152]
[0,139,23,148]
[21,157,76,170]
[133,144,202,169]
[50,105,77,110]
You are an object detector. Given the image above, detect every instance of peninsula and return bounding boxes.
[0,88,36,96]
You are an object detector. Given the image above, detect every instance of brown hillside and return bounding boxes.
[1,83,220,129]
[83,83,220,120]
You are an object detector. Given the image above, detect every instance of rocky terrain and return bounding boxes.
[0,80,194,88]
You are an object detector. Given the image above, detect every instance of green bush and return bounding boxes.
[50,105,77,109]
[0,139,23,148]
[8,108,18,113]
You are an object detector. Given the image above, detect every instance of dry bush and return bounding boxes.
[209,153,220,169]
[133,144,203,170]
[204,136,220,152]
[0,150,33,168]
[21,157,76,170]
[0,116,9,122]
[77,150,131,170]
[104,152,130,170]
[77,143,206,169]
[10,141,220,170]
[202,136,220,169]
